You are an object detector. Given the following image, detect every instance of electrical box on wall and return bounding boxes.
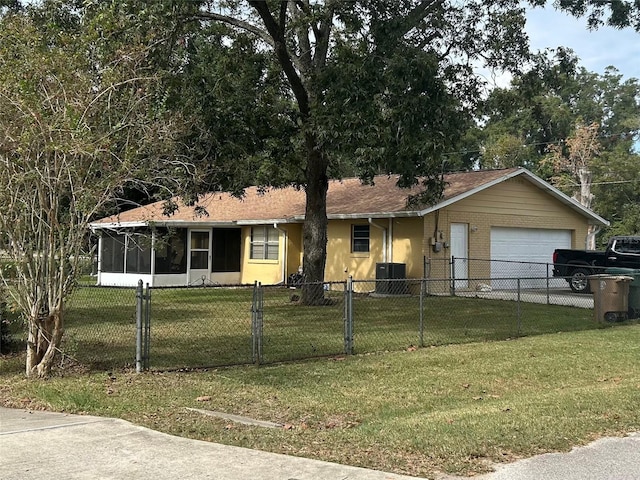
[429,237,436,246]
[432,242,442,253]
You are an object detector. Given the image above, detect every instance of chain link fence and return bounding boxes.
[2,257,627,372]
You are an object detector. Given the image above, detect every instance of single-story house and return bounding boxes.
[89,167,609,289]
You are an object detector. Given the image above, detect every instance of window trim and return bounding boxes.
[250,226,280,260]
[351,224,370,253]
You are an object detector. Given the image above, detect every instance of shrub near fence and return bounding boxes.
[50,275,602,372]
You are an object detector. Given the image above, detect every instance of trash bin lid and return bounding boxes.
[605,267,638,274]
[605,268,640,285]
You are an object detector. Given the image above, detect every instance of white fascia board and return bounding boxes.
[235,218,301,225]
[89,221,149,231]
[90,220,241,231]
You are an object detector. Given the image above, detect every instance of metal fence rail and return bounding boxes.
[3,271,620,372]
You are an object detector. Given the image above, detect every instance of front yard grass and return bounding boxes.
[2,325,640,478]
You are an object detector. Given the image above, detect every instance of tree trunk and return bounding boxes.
[25,307,64,377]
[301,145,329,306]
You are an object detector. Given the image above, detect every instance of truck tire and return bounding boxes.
[569,268,591,293]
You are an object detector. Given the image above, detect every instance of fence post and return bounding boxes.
[344,276,354,355]
[419,278,425,347]
[135,280,143,373]
[252,281,263,364]
[450,256,456,296]
[517,278,522,336]
[143,283,151,370]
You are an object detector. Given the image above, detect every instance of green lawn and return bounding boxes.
[2,325,639,478]
[1,284,596,372]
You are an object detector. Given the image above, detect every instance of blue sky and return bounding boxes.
[480,5,640,89]
[525,5,640,81]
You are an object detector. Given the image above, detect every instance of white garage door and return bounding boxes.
[490,227,571,288]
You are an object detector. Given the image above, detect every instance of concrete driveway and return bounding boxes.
[456,288,593,309]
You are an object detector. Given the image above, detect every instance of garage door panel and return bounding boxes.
[490,227,571,289]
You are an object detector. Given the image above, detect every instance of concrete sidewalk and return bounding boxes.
[2,406,640,480]
[0,407,424,480]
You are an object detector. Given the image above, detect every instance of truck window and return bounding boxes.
[613,238,640,255]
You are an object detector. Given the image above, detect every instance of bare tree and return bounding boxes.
[545,121,601,249]
[0,9,185,376]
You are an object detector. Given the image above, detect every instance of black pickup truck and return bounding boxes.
[553,236,640,293]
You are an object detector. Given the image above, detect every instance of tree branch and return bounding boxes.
[195,11,274,48]
[390,0,445,42]
[249,0,311,118]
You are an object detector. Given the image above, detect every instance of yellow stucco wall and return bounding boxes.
[240,224,303,285]
[325,220,383,281]
[390,217,426,278]
[324,217,425,282]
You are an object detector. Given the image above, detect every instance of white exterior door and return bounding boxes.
[490,227,571,288]
[450,223,469,288]
[188,229,211,285]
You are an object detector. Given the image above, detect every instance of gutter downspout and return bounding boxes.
[368,218,387,263]
[274,223,288,284]
[388,218,393,263]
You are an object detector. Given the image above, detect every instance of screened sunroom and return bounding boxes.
[95,226,244,287]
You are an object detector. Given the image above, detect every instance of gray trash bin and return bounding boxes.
[605,268,640,319]
[589,274,633,323]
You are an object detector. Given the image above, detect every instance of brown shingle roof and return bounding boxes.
[92,168,520,226]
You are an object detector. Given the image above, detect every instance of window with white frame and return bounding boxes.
[250,226,279,260]
[352,224,370,253]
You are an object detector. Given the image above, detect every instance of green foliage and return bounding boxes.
[0,283,22,354]
[469,46,640,237]
[0,1,190,375]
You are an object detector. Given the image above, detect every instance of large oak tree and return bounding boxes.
[171,0,533,303]
[171,1,640,303]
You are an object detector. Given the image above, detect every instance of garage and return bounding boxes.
[490,227,572,288]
